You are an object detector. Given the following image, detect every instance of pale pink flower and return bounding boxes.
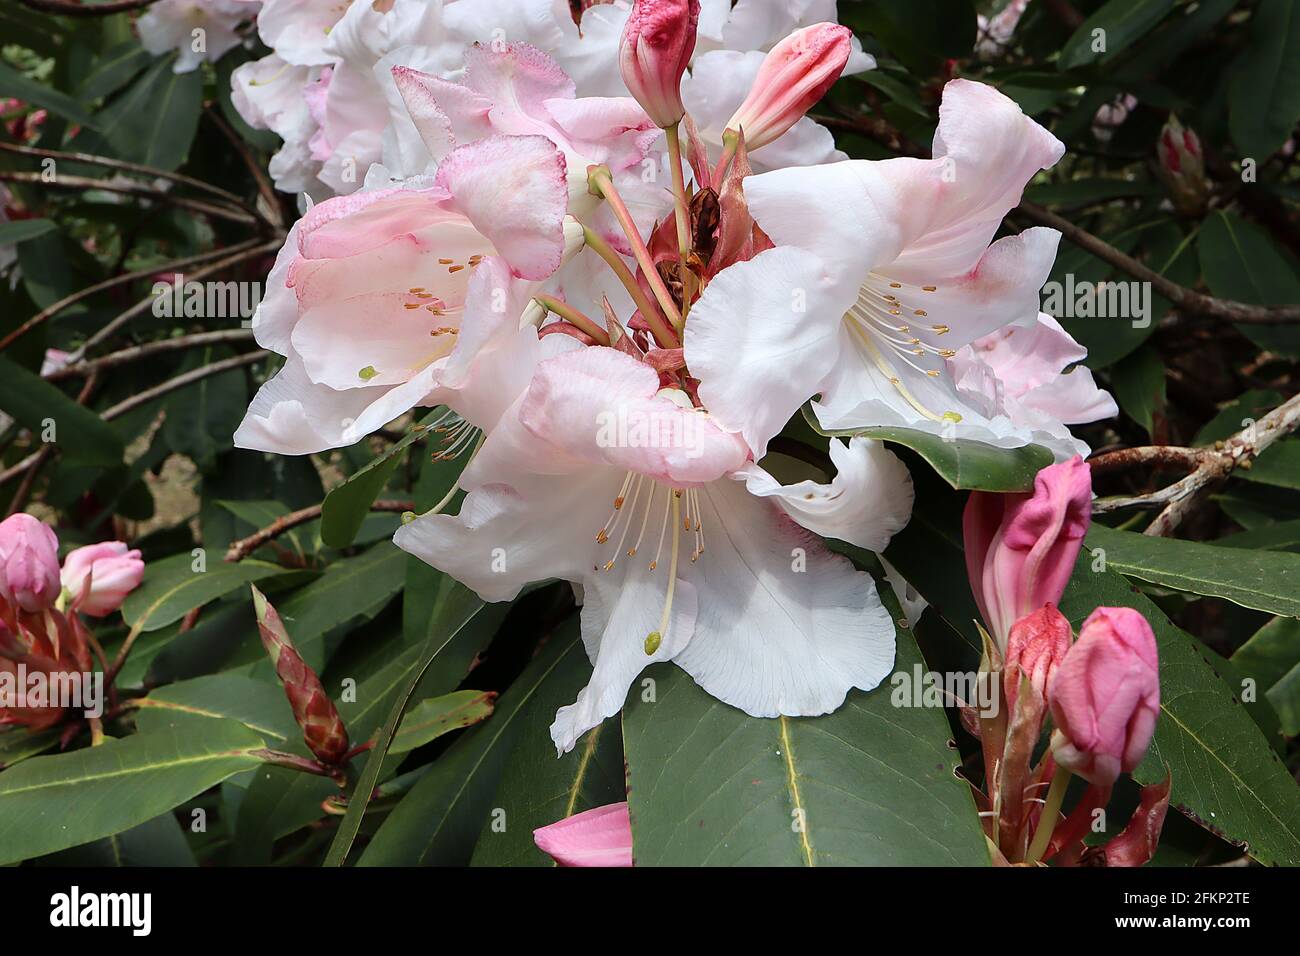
[234,134,572,455]
[388,43,659,204]
[395,345,913,754]
[949,312,1118,460]
[137,0,257,74]
[60,542,145,617]
[534,802,633,867]
[1048,607,1160,786]
[684,79,1065,457]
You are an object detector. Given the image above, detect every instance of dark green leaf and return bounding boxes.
[1110,344,1167,438]
[1059,0,1179,71]
[1229,0,1300,160]
[121,553,283,633]
[0,218,56,245]
[97,55,202,170]
[1087,524,1300,617]
[0,720,265,865]
[1198,211,1300,356]
[322,582,489,866]
[320,411,440,549]
[621,594,988,866]
[470,644,624,867]
[358,618,583,866]
[1232,617,1300,737]
[0,356,124,466]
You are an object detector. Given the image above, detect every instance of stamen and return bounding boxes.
[645,490,683,656]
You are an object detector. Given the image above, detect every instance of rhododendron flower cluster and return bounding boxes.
[229,0,873,197]
[0,514,143,731]
[233,0,1117,760]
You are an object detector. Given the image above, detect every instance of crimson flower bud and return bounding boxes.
[1004,603,1071,701]
[1156,114,1207,215]
[1048,607,1159,786]
[252,585,349,766]
[726,23,853,151]
[619,0,700,128]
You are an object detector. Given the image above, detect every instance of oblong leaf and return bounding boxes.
[804,407,1052,492]
[121,553,283,633]
[1088,524,1300,618]
[0,720,265,865]
[622,588,989,866]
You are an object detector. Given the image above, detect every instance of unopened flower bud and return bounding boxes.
[963,457,1092,649]
[0,513,62,613]
[1156,115,1208,215]
[619,0,700,128]
[60,542,144,617]
[1004,603,1071,701]
[1048,607,1159,786]
[252,585,349,766]
[533,802,633,867]
[726,23,853,151]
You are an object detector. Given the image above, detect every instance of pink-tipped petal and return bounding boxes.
[533,803,633,867]
[435,135,568,279]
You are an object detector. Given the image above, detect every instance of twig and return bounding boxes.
[70,238,281,359]
[0,239,263,353]
[1091,392,1300,535]
[0,171,258,226]
[45,329,256,380]
[224,500,415,562]
[1016,201,1300,325]
[0,142,258,219]
[806,111,1300,325]
[99,350,267,421]
[1087,445,1210,475]
[205,107,286,232]
[16,0,161,13]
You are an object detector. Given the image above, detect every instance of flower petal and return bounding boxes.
[739,437,913,552]
[671,477,897,717]
[551,571,698,754]
[533,803,634,867]
[435,135,568,279]
[686,245,851,456]
[518,346,751,486]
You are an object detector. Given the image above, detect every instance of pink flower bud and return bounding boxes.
[1048,607,1160,787]
[1004,603,1071,701]
[963,456,1092,648]
[60,541,144,617]
[533,802,633,867]
[619,0,700,128]
[0,513,61,613]
[726,23,853,151]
